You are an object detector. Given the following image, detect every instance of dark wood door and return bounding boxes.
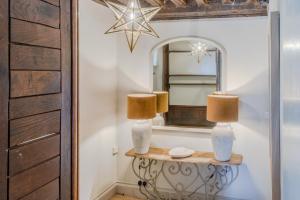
[0,0,72,199]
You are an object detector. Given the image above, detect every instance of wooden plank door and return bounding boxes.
[0,0,73,199]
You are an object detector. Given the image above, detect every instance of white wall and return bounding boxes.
[116,17,271,200]
[269,0,280,12]
[79,1,118,199]
[280,0,300,199]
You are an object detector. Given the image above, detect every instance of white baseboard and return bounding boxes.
[97,182,244,200]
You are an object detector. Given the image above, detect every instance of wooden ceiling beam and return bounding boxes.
[222,0,232,4]
[116,0,128,5]
[144,0,163,6]
[93,0,127,5]
[93,0,268,20]
[195,0,208,7]
[169,0,186,7]
[245,0,259,4]
[153,5,267,20]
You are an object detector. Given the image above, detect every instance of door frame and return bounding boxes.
[72,0,79,199]
[269,11,281,200]
[0,0,9,199]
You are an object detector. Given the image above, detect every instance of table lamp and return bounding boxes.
[152,91,168,126]
[207,93,239,161]
[127,94,157,154]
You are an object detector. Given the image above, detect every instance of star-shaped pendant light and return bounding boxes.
[104,0,161,52]
[190,42,210,63]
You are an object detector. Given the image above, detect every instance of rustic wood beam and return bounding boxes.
[93,0,268,20]
[94,0,152,7]
[169,0,186,7]
[195,0,208,7]
[144,0,163,6]
[154,5,267,20]
[245,0,259,5]
[116,0,127,5]
[93,0,106,6]
[222,0,232,4]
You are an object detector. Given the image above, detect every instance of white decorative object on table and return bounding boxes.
[132,120,152,154]
[211,123,235,161]
[207,93,239,161]
[127,94,157,154]
[169,147,195,158]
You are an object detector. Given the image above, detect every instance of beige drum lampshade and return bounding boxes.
[127,94,157,120]
[153,91,168,113]
[207,94,239,122]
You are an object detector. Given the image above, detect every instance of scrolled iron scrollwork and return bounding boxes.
[206,164,239,198]
[132,157,164,199]
[162,162,201,199]
[131,158,239,200]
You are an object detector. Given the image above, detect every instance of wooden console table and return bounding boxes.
[126,147,243,200]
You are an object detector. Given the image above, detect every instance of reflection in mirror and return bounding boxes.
[152,39,222,127]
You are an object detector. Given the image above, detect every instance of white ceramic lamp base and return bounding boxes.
[211,123,234,161]
[132,120,152,154]
[152,113,165,126]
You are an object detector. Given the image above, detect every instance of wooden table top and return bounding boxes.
[126,147,243,166]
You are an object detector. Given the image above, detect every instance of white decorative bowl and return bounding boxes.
[168,147,195,158]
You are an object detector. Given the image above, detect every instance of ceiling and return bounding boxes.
[95,0,268,20]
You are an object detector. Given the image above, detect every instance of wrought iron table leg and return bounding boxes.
[132,157,164,199]
[205,164,240,200]
[131,158,239,200]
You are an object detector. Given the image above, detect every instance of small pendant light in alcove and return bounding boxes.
[103,0,161,52]
[190,42,210,63]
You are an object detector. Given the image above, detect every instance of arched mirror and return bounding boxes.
[152,38,223,128]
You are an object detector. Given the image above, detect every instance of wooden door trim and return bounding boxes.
[0,0,9,199]
[270,11,281,200]
[71,0,79,199]
[61,0,73,199]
